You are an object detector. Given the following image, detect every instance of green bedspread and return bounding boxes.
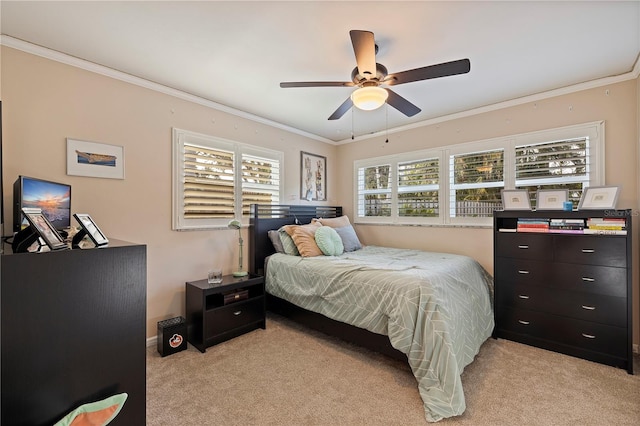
[265,245,494,422]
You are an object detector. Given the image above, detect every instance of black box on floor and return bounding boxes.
[157,316,187,357]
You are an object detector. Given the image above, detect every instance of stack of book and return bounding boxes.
[549,218,585,234]
[517,218,549,233]
[584,218,627,235]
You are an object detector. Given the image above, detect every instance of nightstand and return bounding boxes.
[185,274,265,353]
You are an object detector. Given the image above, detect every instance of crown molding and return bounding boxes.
[338,54,640,144]
[2,35,637,147]
[0,35,336,145]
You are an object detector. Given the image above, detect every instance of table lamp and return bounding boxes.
[227,219,248,277]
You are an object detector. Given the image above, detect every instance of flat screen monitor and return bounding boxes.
[13,176,71,232]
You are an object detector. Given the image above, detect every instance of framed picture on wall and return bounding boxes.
[300,151,326,201]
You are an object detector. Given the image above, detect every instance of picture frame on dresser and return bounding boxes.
[536,189,568,210]
[501,189,531,210]
[578,186,620,210]
[22,208,68,251]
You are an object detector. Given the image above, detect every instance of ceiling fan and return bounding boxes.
[280,30,471,120]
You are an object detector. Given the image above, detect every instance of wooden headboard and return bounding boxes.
[249,204,342,275]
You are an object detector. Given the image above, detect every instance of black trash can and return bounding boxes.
[157,316,187,357]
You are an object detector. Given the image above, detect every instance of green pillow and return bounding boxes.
[314,226,344,256]
[54,393,128,426]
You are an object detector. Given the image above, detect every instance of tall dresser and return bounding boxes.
[493,210,633,374]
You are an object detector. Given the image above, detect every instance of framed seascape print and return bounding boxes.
[578,186,620,210]
[501,189,531,210]
[67,138,124,179]
[536,189,568,210]
[300,151,326,201]
[73,213,109,247]
[22,208,67,251]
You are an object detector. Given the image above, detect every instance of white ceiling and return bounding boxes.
[1,1,639,143]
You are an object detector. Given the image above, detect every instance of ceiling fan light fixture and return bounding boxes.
[350,86,388,111]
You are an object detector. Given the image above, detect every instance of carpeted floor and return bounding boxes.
[147,313,640,425]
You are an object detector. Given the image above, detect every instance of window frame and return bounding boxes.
[172,128,283,230]
[354,121,604,227]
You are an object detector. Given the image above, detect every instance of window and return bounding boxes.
[515,137,588,208]
[356,151,442,224]
[172,128,282,230]
[354,121,603,226]
[449,149,504,219]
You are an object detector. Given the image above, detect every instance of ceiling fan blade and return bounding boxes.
[280,81,354,88]
[349,30,377,80]
[385,89,421,117]
[385,58,471,86]
[328,97,354,120]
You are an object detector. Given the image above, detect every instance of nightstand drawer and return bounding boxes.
[206,298,265,336]
[554,236,626,267]
[495,233,553,261]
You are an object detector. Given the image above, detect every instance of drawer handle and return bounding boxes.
[581,305,596,311]
[581,277,595,282]
[518,295,530,299]
[518,320,530,325]
[581,249,595,253]
[517,270,530,274]
[517,245,529,249]
[581,333,596,339]
[233,310,242,316]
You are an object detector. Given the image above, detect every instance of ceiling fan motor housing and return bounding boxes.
[351,63,388,86]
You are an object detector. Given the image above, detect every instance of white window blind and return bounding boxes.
[183,144,236,220]
[173,128,283,230]
[357,164,392,217]
[241,153,280,216]
[515,137,588,207]
[449,149,504,218]
[397,158,439,217]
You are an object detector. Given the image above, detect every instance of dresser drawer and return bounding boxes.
[499,284,626,327]
[494,258,551,287]
[498,308,627,357]
[553,235,627,267]
[558,292,627,327]
[552,263,627,297]
[495,233,553,261]
[206,298,265,336]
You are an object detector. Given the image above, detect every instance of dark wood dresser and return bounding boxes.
[1,240,147,424]
[493,210,633,374]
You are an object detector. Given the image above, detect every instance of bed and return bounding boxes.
[249,204,494,422]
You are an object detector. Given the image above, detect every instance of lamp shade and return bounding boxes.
[350,86,388,111]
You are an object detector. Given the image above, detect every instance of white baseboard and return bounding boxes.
[147,336,158,348]
[634,343,639,354]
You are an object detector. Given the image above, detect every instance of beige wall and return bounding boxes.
[1,46,337,338]
[336,79,639,347]
[2,45,639,348]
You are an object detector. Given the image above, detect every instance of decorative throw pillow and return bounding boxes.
[318,215,351,228]
[278,227,299,256]
[54,393,128,426]
[268,230,285,254]
[315,226,344,256]
[283,222,323,257]
[334,225,363,252]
